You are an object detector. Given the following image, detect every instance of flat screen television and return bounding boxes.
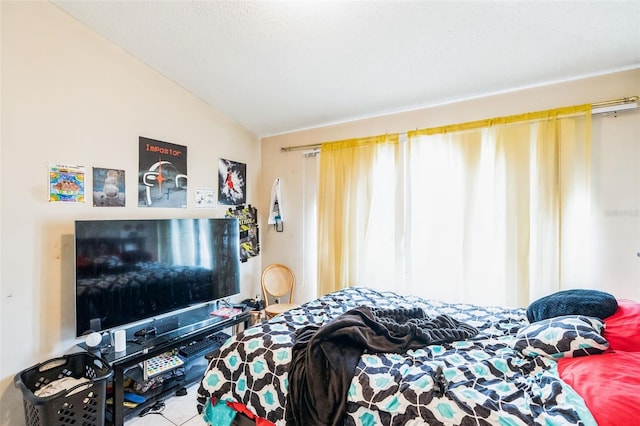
[74,218,240,337]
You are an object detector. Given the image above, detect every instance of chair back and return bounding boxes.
[261,264,295,307]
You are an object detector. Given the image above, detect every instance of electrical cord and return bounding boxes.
[139,399,165,417]
[135,368,186,417]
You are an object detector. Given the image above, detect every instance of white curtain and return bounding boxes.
[317,109,591,307]
[302,151,320,301]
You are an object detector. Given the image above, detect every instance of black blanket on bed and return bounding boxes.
[284,306,478,426]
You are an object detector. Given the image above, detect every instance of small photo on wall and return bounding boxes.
[195,188,216,209]
[218,158,246,206]
[49,163,85,203]
[93,167,125,207]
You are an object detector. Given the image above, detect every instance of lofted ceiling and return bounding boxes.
[52,0,640,137]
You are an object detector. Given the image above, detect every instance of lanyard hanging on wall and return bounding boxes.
[268,177,284,232]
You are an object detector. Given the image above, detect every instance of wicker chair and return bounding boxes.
[261,264,300,319]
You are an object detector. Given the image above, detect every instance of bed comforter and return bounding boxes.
[197,287,598,425]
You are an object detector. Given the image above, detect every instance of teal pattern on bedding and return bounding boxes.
[196,287,596,426]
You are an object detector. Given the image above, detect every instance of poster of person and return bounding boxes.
[218,158,246,206]
[138,137,188,208]
[49,163,85,203]
[195,188,216,209]
[225,205,259,262]
[93,167,125,207]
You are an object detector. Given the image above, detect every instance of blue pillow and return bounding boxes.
[514,315,608,359]
[526,289,618,323]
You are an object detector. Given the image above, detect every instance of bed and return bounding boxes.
[196,287,640,425]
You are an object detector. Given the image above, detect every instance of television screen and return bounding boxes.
[74,218,240,337]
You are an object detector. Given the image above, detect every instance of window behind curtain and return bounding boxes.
[316,111,591,307]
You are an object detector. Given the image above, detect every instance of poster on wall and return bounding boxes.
[138,137,188,208]
[218,158,246,206]
[195,188,216,209]
[225,205,259,262]
[49,163,85,203]
[93,167,125,207]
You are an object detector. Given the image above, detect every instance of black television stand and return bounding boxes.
[83,309,250,426]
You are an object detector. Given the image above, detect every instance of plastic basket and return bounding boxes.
[14,352,113,426]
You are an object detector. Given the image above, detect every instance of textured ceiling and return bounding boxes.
[52,0,640,137]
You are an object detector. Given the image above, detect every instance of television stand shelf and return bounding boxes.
[87,310,250,426]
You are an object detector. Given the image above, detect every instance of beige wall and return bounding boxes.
[0,2,262,423]
[262,69,640,306]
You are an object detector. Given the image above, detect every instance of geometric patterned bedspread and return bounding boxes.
[197,287,596,425]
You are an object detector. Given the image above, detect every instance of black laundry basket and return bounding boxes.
[14,352,113,426]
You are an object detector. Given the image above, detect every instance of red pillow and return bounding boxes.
[558,351,640,426]
[603,299,640,352]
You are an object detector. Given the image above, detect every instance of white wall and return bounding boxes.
[262,69,640,305]
[0,2,261,424]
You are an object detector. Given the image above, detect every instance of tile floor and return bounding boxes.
[124,382,207,426]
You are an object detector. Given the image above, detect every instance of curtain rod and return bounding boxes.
[280,95,638,152]
[591,95,638,114]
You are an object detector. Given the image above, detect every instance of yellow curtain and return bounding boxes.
[316,105,591,306]
[406,107,591,305]
[317,134,400,295]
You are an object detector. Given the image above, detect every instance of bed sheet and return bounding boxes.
[197,287,596,425]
